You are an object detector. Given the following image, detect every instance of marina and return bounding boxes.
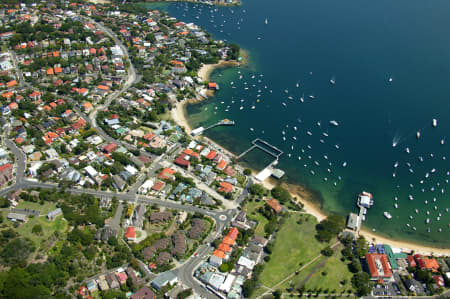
[168,0,450,247]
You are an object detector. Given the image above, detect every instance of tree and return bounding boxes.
[32,224,43,235]
[219,263,230,272]
[354,236,368,257]
[349,258,362,273]
[315,215,345,242]
[351,272,370,296]
[321,246,334,257]
[244,168,252,175]
[271,186,291,204]
[243,279,256,297]
[273,289,282,299]
[1,238,35,266]
[249,184,265,196]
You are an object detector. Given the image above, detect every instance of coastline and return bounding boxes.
[170,54,450,257]
[144,0,241,7]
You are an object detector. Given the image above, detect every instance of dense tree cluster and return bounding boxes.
[315,215,345,242]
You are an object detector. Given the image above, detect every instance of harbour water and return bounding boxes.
[143,0,450,247]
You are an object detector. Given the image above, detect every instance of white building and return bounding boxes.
[219,274,236,293]
[84,165,98,178]
[138,179,154,194]
[237,256,255,270]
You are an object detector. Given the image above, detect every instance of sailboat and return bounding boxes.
[264,17,268,25]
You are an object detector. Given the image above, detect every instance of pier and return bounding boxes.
[191,119,235,136]
[347,191,373,233]
[236,138,283,160]
[236,138,285,182]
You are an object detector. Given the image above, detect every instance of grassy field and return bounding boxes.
[242,199,268,237]
[256,213,335,292]
[303,247,354,294]
[4,202,68,250]
[16,214,68,250]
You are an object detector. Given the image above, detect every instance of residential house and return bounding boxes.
[266,198,283,214]
[131,286,156,299]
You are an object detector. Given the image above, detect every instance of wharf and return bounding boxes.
[191,119,235,136]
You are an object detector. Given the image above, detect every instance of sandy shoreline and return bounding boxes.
[170,55,450,257]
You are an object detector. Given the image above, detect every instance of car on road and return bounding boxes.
[194,252,198,256]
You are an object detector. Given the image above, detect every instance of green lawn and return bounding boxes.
[303,247,354,294]
[5,202,68,251]
[257,213,334,290]
[15,215,67,250]
[259,257,325,298]
[242,199,268,237]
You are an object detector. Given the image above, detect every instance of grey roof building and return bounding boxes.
[47,208,62,220]
[151,271,178,290]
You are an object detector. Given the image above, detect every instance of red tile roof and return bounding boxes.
[216,159,227,170]
[174,153,190,167]
[218,182,233,193]
[125,226,136,239]
[213,250,226,259]
[205,150,217,160]
[226,227,239,240]
[366,253,392,278]
[266,198,283,213]
[152,180,165,191]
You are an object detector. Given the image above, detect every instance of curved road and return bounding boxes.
[1,17,237,299]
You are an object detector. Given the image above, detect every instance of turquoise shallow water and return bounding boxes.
[143,0,450,247]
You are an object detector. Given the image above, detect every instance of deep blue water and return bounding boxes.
[143,0,450,247]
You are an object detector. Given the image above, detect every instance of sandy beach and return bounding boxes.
[171,99,450,256]
[170,53,450,257]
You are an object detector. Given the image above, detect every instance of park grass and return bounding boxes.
[242,199,268,237]
[303,247,354,294]
[257,213,334,290]
[15,215,68,250]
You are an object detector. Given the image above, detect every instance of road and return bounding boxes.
[1,17,239,299]
[9,50,28,88]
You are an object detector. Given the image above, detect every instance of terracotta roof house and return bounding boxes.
[216,159,227,170]
[218,182,233,193]
[365,253,392,280]
[151,180,165,192]
[218,243,232,253]
[266,198,283,213]
[224,166,235,177]
[103,143,118,154]
[213,250,226,259]
[174,153,190,168]
[0,163,13,186]
[226,227,239,240]
[222,236,235,246]
[125,226,136,240]
[206,150,217,160]
[407,255,416,267]
[157,168,176,180]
